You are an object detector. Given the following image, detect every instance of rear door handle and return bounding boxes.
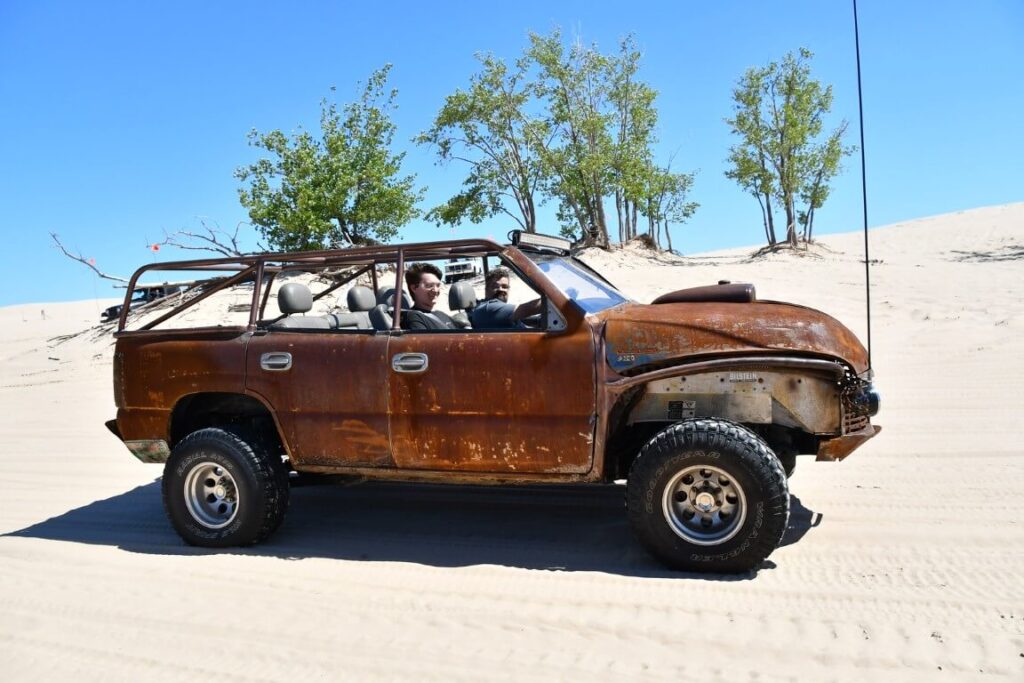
[260,352,292,371]
[392,352,428,373]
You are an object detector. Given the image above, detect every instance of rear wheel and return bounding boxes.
[626,419,789,572]
[163,427,289,547]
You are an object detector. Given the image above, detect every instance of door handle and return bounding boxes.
[392,352,428,373]
[260,352,292,371]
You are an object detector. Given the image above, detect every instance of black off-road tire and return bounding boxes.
[626,419,789,573]
[162,427,290,547]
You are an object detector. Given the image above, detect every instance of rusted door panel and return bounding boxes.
[388,329,596,473]
[245,332,392,468]
[114,331,248,441]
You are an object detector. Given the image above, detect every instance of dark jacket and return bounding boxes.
[402,306,458,331]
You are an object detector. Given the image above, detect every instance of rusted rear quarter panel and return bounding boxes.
[115,329,248,442]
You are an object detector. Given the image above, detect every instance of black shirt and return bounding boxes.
[402,306,458,331]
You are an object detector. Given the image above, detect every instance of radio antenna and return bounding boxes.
[852,0,873,372]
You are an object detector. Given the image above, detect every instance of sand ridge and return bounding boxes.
[1,204,1022,680]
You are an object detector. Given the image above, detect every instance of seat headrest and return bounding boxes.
[347,285,376,312]
[377,286,411,309]
[278,283,313,314]
[449,280,477,311]
[369,304,393,331]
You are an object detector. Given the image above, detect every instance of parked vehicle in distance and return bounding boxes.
[106,231,880,572]
[101,284,183,323]
[443,257,480,284]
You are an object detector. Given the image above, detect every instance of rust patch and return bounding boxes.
[816,425,881,461]
[601,301,869,374]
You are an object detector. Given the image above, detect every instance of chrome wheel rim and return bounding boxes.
[183,462,239,529]
[662,465,746,546]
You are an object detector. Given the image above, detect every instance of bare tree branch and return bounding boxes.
[50,233,129,283]
[159,219,251,257]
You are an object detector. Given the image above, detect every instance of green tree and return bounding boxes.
[417,54,546,233]
[641,162,698,252]
[528,31,616,247]
[236,66,423,251]
[608,36,659,243]
[725,48,853,247]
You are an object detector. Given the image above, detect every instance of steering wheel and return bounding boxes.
[520,314,544,329]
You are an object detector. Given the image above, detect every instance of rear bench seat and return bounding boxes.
[269,283,375,331]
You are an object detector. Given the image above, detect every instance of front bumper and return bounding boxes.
[815,380,881,461]
[816,424,881,461]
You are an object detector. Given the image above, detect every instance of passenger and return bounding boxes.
[402,262,458,331]
[470,267,543,329]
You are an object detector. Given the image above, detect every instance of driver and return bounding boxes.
[471,267,543,329]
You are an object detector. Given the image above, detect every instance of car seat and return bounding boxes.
[448,280,477,329]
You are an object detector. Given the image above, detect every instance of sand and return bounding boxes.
[1,204,1022,680]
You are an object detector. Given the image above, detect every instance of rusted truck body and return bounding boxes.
[108,232,879,572]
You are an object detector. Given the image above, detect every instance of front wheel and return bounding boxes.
[626,419,789,572]
[162,427,290,547]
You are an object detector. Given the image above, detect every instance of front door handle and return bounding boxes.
[392,352,428,373]
[260,352,292,371]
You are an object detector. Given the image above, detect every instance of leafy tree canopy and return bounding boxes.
[417,54,547,233]
[237,65,423,251]
[421,30,697,251]
[725,48,853,247]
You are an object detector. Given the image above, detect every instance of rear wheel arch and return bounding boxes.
[169,392,287,457]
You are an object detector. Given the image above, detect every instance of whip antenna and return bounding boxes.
[853,0,873,372]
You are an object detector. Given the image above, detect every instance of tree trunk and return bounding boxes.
[594,192,609,247]
[664,219,673,253]
[755,193,771,246]
[764,193,777,246]
[615,190,624,242]
[525,192,536,233]
[564,195,588,242]
[623,198,632,240]
[784,195,798,247]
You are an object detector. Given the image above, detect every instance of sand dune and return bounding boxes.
[1,204,1022,680]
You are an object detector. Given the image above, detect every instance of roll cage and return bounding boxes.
[113,237,597,335]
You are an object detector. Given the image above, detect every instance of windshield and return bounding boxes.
[531,254,631,314]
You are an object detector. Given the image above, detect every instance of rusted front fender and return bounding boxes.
[600,301,869,375]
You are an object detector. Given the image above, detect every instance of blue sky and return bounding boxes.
[1,1,1021,305]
